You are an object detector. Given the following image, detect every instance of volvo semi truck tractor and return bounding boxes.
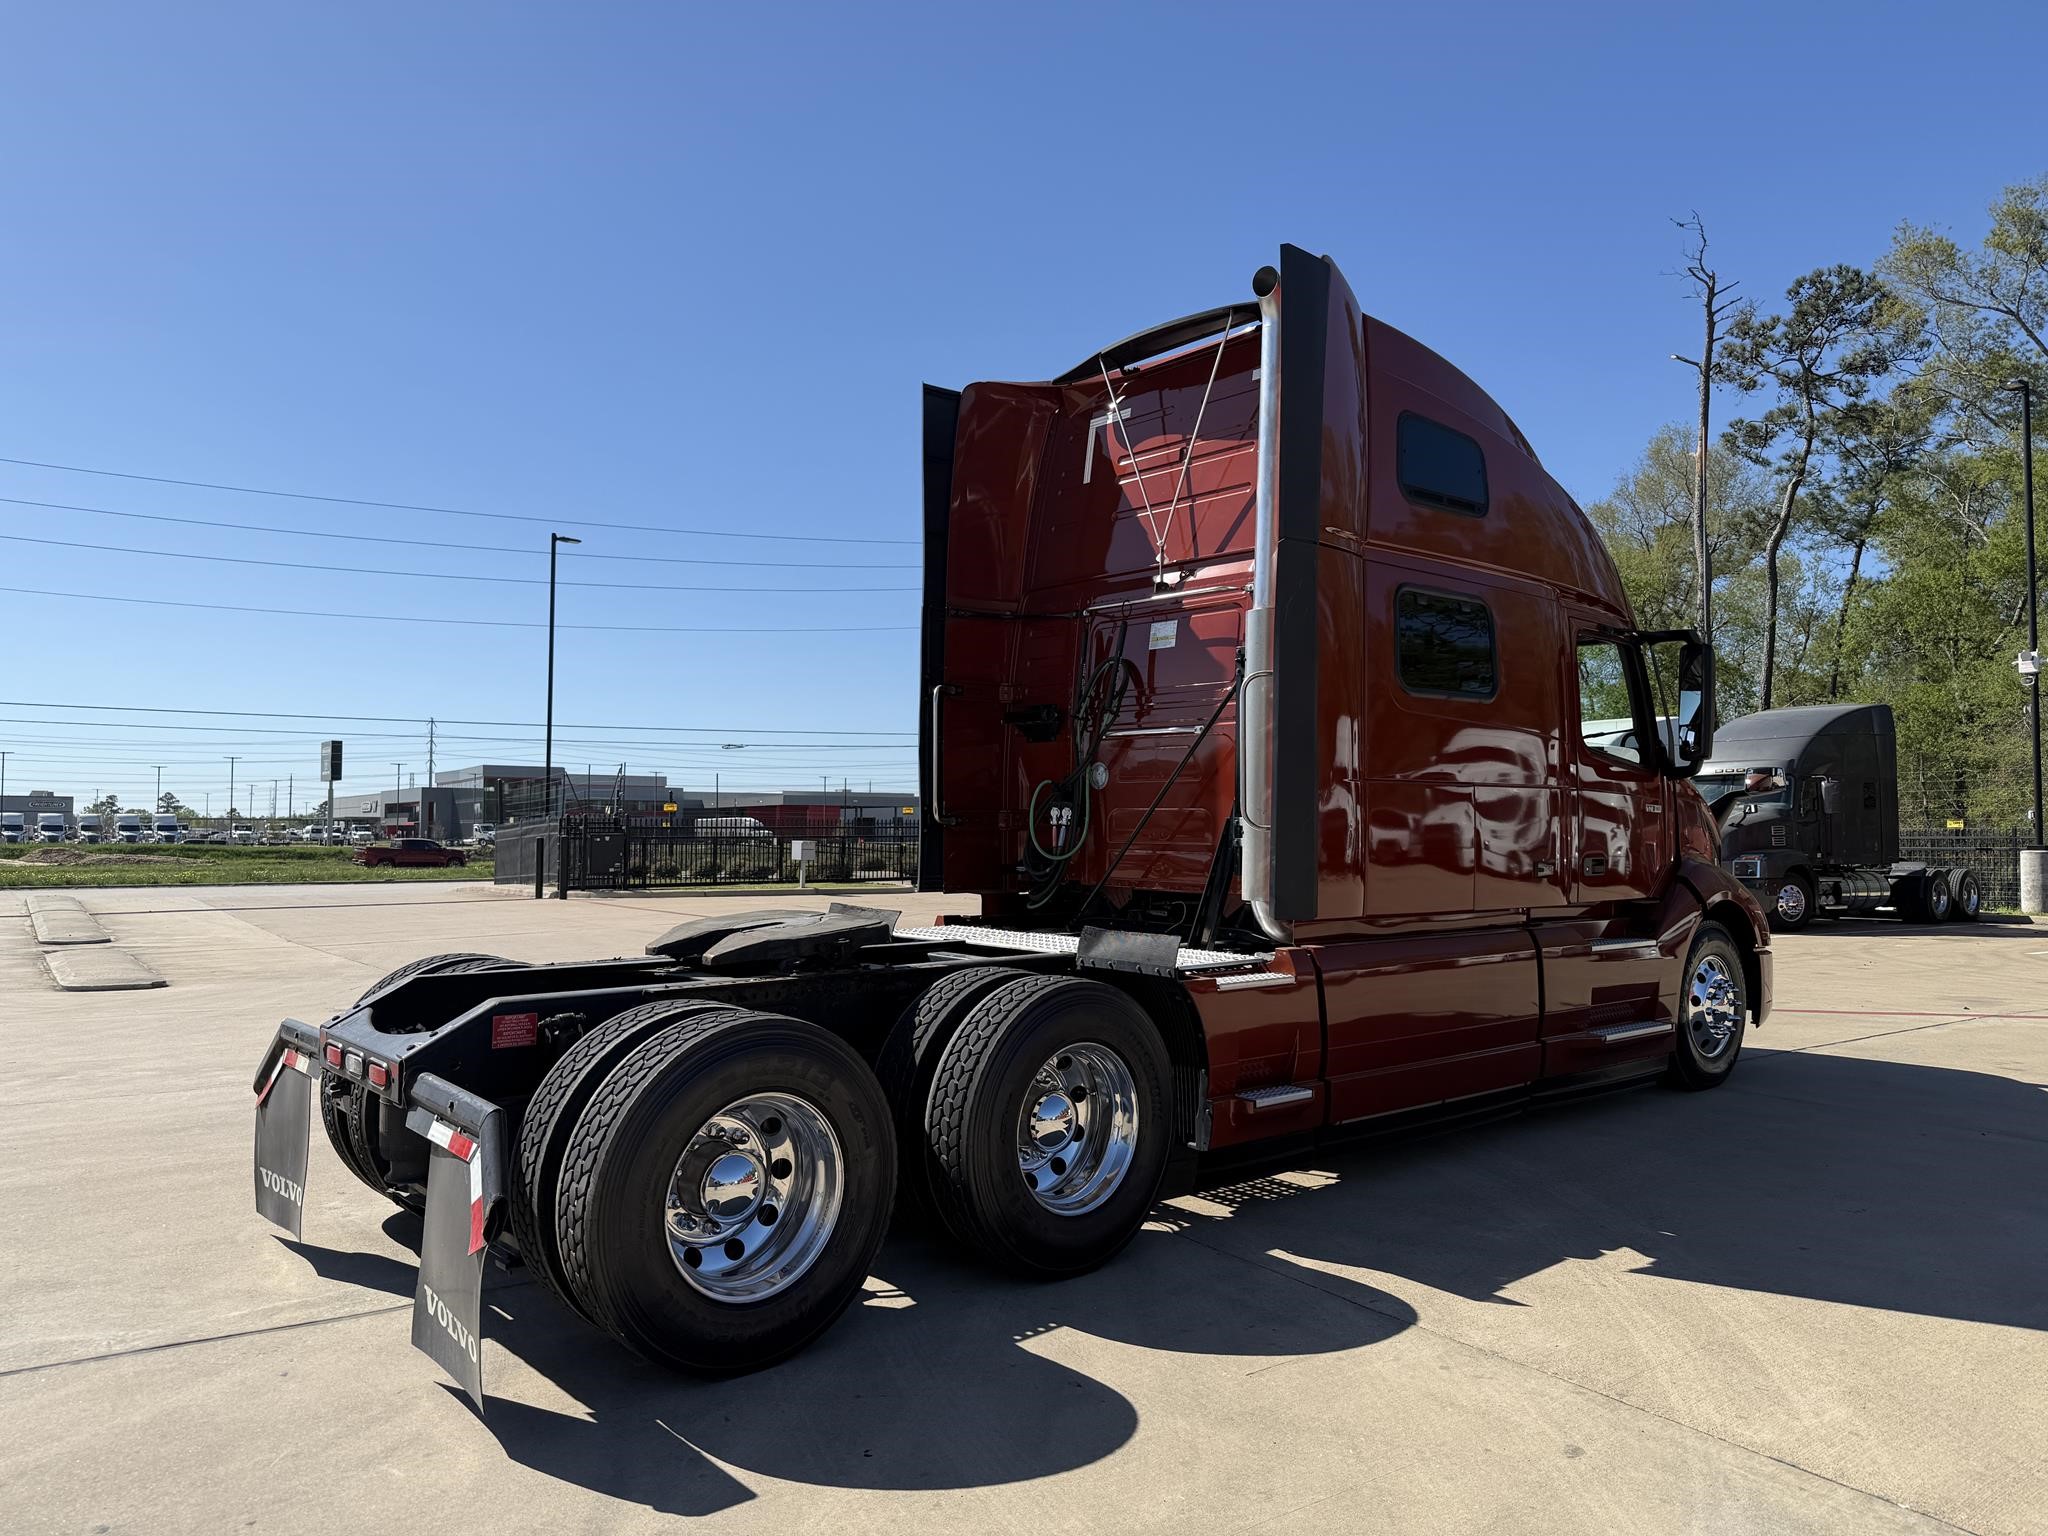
[249,244,1770,1405]
[1702,703,1981,928]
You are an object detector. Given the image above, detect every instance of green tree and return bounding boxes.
[84,794,120,817]
[1718,265,1919,709]
[158,792,187,816]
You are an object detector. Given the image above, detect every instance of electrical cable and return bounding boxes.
[0,454,919,545]
[0,532,915,594]
[0,496,919,569]
[0,586,915,634]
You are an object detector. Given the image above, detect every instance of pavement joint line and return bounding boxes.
[1756,1016,1989,1056]
[0,1273,540,1381]
[1775,1007,2048,1020]
[1164,1225,1986,1536]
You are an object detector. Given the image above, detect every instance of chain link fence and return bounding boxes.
[1898,826,2029,909]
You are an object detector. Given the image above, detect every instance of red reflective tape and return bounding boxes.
[256,1053,286,1106]
[467,1151,487,1254]
[446,1130,477,1162]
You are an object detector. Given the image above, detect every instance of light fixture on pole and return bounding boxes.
[545,533,582,820]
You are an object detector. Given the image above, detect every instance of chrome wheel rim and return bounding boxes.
[663,1091,842,1303]
[1687,954,1742,1060]
[1960,879,1980,916]
[1016,1042,1139,1216]
[1774,881,1807,924]
[1929,882,1951,918]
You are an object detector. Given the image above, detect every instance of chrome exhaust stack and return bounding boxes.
[1241,262,1291,946]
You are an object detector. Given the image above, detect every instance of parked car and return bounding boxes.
[689,815,775,839]
[348,829,375,847]
[201,830,230,844]
[354,837,467,869]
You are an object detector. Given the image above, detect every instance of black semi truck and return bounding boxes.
[1699,703,1982,930]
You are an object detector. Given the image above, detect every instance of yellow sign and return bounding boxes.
[662,802,678,813]
[1945,817,1965,830]
[900,806,916,815]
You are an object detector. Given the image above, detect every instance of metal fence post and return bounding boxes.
[534,836,546,901]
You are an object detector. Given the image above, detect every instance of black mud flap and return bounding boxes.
[252,1024,320,1239]
[405,1074,506,1411]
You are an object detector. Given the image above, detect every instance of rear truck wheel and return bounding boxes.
[923,975,1171,1277]
[322,953,514,1209]
[1917,870,1954,923]
[509,997,744,1322]
[553,1009,894,1373]
[1766,870,1815,932]
[1949,869,1981,922]
[874,965,1028,1224]
[1669,922,1747,1091]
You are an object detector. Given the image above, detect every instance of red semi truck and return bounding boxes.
[251,244,1770,1404]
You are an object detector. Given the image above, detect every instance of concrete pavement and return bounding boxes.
[3,884,2043,1534]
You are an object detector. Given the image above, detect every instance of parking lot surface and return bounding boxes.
[5,885,2044,1534]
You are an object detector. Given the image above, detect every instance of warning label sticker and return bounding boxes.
[1148,619,1178,651]
[491,1012,539,1049]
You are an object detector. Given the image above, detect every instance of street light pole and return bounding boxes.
[2010,378,2042,848]
[226,756,240,831]
[545,532,582,820]
[153,765,164,816]
[393,763,405,829]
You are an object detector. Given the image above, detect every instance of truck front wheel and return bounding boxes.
[553,1009,895,1372]
[1669,923,1747,1091]
[1767,871,1815,932]
[923,976,1170,1277]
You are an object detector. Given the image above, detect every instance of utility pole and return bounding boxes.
[1671,213,1741,642]
[152,764,163,815]
[287,774,294,822]
[226,756,240,825]
[393,763,404,832]
[544,533,582,819]
[1,750,9,817]
[426,717,436,787]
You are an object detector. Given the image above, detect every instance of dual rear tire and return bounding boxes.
[515,972,1175,1372]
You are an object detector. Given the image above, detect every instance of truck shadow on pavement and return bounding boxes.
[294,1044,2045,1516]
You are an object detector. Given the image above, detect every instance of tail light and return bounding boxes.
[366,1060,391,1090]
[324,1043,344,1070]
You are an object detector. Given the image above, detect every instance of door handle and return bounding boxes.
[1534,859,1556,877]
[1582,854,1609,877]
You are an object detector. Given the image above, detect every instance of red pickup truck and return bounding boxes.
[354,837,467,869]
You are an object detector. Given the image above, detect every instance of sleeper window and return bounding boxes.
[1396,588,1496,699]
[1397,413,1489,516]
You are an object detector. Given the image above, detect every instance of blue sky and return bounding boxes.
[2,2,2040,813]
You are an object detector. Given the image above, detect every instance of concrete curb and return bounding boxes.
[25,895,111,945]
[42,948,166,991]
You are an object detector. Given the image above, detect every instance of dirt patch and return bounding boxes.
[18,848,184,867]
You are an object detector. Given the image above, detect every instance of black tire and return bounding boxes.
[554,1010,895,1373]
[322,953,515,1209]
[1765,870,1815,932]
[509,997,743,1322]
[1949,870,1981,923]
[875,965,1027,1224]
[1917,870,1954,923]
[1669,922,1747,1091]
[924,975,1171,1277]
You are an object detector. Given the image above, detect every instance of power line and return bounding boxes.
[0,699,917,736]
[0,532,916,595]
[0,453,919,545]
[0,586,917,635]
[0,495,920,570]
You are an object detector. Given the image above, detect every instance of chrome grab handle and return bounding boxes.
[930,684,961,827]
